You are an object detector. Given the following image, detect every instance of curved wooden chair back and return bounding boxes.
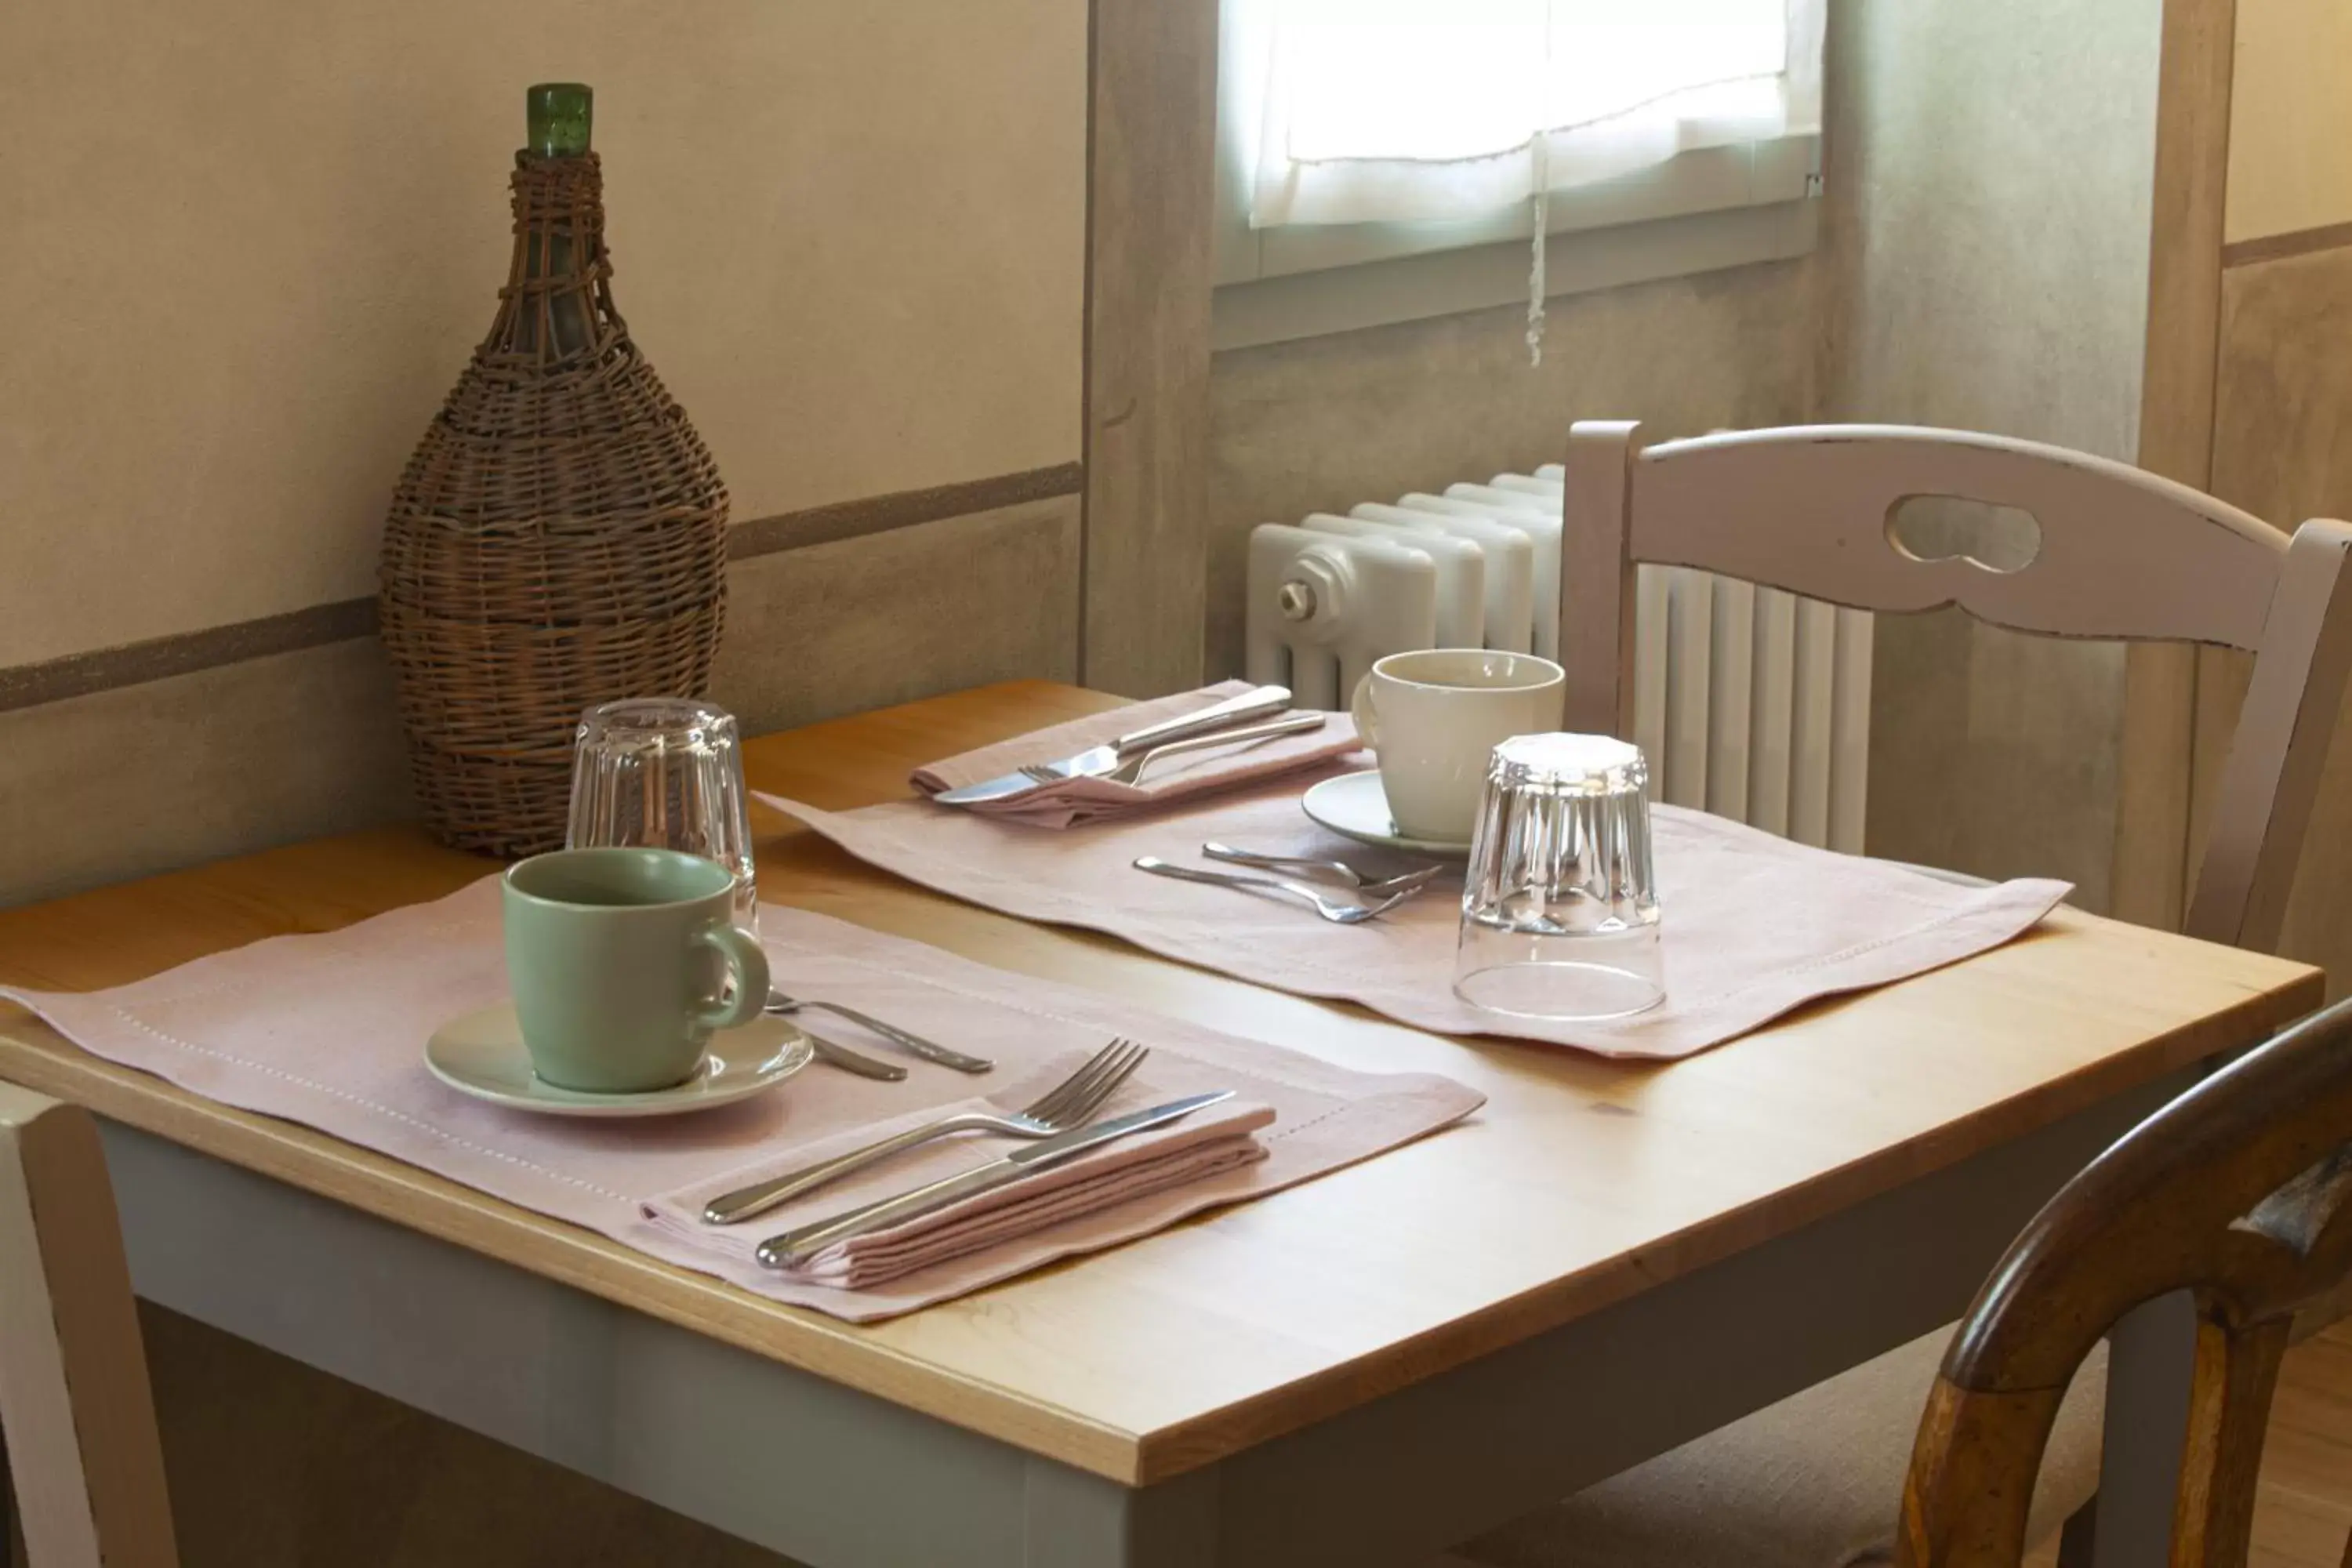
[1896,996,2352,1567]
[0,1082,176,1567]
[1560,420,2352,952]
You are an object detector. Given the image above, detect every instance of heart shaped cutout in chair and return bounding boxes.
[1884,495,2043,574]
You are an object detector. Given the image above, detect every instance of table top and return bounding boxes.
[0,681,2321,1485]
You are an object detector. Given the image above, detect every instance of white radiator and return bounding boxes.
[1244,466,1873,852]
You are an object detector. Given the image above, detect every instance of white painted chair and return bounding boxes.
[1450,421,2352,1568]
[0,1082,178,1568]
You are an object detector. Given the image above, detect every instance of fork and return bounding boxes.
[701,1037,1149,1224]
[765,990,993,1074]
[1201,842,1443,896]
[1132,857,1422,924]
[1018,712,1326,789]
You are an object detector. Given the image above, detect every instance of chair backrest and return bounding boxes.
[1896,996,2352,1567]
[1560,420,2352,953]
[0,1083,177,1568]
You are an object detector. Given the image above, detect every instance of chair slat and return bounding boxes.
[0,1083,177,1568]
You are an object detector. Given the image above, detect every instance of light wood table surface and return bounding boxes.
[0,681,2321,1567]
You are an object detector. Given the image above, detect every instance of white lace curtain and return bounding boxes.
[1243,0,1826,230]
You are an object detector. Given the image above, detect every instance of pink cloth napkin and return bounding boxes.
[0,879,1481,1321]
[643,1072,1275,1289]
[912,680,1362,828]
[764,769,2074,1061]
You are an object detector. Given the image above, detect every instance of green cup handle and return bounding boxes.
[691,924,771,1032]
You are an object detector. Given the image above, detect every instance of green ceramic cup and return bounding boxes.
[501,847,771,1093]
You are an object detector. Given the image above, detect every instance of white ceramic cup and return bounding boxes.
[1349,649,1567,842]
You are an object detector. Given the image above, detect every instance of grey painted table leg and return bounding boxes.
[2092,1290,2197,1568]
[0,1439,15,1563]
[1022,1462,1218,1568]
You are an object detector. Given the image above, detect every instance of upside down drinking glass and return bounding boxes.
[565,699,758,929]
[1453,732,1665,1022]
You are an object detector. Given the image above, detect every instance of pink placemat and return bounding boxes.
[765,770,2073,1061]
[912,680,1362,827]
[0,878,1480,1321]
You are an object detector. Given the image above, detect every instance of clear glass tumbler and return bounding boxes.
[565,699,758,928]
[1454,732,1664,1022]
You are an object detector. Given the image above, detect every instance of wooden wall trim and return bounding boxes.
[2221,220,2352,271]
[2112,0,2238,933]
[0,466,1087,714]
[1079,0,1218,698]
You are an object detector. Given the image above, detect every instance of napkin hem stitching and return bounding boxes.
[64,996,637,1206]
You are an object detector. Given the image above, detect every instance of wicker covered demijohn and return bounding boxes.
[379,83,728,855]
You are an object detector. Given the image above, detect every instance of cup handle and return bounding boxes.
[1348,674,1381,752]
[691,924,771,1032]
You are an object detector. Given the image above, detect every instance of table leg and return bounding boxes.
[1022,1461,1218,1568]
[2091,1290,2197,1568]
[2,1439,18,1568]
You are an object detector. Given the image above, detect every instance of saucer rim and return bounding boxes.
[423,1002,813,1118]
[1301,770,1474,858]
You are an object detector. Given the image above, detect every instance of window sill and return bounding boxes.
[1210,194,1819,352]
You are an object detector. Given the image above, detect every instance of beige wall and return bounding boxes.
[1817,0,2164,911]
[0,0,1090,906]
[2227,0,2352,243]
[2208,246,2352,994]
[2,0,1086,667]
[0,497,1081,909]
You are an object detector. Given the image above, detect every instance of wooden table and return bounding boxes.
[0,682,2320,1566]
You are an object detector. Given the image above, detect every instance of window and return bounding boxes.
[1214,0,1827,350]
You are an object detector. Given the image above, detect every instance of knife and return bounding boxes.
[754,1089,1236,1269]
[931,686,1294,806]
[805,1033,909,1082]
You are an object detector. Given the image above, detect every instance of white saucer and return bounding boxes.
[1301,770,1473,857]
[424,1003,813,1119]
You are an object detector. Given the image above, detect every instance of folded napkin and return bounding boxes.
[644,1067,1275,1290]
[913,679,1361,827]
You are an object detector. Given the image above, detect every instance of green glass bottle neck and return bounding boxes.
[526,82,592,158]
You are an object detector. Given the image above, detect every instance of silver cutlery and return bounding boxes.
[765,990,993,1074]
[704,1037,1147,1225]
[756,1089,1236,1269]
[1201,841,1444,896]
[932,684,1294,805]
[803,1033,907,1082]
[1131,856,1423,924]
[1018,712,1326,789]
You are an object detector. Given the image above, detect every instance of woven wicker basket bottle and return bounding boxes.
[379,83,728,855]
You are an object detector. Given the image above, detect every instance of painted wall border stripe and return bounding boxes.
[0,463,1085,715]
[725,463,1083,559]
[2221,219,2352,270]
[0,600,382,717]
